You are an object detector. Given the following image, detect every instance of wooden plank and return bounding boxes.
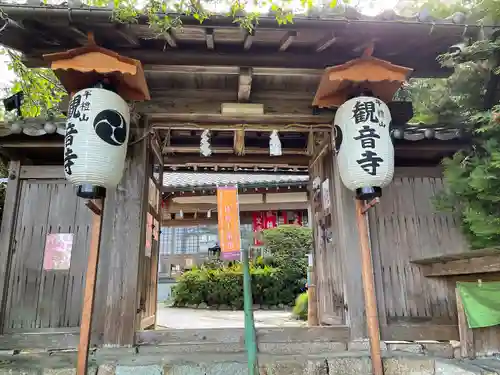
[421,255,500,277]
[143,65,321,77]
[136,326,350,346]
[456,288,474,358]
[163,146,308,155]
[381,324,459,341]
[5,327,79,334]
[20,165,65,179]
[258,326,349,343]
[150,112,332,124]
[66,197,93,329]
[368,206,388,326]
[332,154,366,339]
[0,332,79,350]
[100,129,148,346]
[8,182,52,331]
[0,161,21,334]
[39,183,79,329]
[140,315,156,330]
[163,154,310,167]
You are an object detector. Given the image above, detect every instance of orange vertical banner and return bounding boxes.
[216,186,241,261]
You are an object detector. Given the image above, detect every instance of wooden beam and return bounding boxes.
[144,65,321,77]
[136,326,350,345]
[145,65,239,74]
[152,123,332,133]
[165,202,308,213]
[279,31,297,52]
[380,324,459,341]
[24,48,453,77]
[237,67,253,102]
[243,31,253,50]
[0,141,63,148]
[0,161,21,334]
[421,255,500,277]
[164,31,177,48]
[205,28,215,50]
[163,154,309,166]
[20,165,64,179]
[150,113,331,124]
[115,25,140,46]
[315,32,337,52]
[0,332,80,350]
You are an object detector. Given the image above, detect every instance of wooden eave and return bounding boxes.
[0,5,490,77]
[44,44,151,101]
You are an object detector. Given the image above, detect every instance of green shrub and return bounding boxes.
[292,292,308,320]
[172,225,312,309]
[171,262,300,308]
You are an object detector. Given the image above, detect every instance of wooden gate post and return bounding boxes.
[77,199,104,375]
[355,198,383,375]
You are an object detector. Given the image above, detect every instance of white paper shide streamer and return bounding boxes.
[200,129,212,156]
[334,96,394,197]
[269,130,282,156]
[64,88,130,188]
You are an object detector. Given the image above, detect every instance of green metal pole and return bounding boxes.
[242,248,259,375]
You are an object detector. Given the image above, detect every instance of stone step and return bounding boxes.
[471,359,500,373]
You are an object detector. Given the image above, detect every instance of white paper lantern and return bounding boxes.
[334,96,394,198]
[64,88,130,189]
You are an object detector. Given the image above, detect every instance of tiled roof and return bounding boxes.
[0,119,467,141]
[163,172,309,188]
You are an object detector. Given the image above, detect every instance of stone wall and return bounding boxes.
[0,342,497,375]
[1,356,498,375]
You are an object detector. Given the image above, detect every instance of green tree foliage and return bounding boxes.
[400,0,500,249]
[2,50,66,120]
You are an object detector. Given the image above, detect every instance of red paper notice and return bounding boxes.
[43,233,73,270]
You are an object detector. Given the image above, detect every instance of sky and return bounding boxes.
[0,0,400,92]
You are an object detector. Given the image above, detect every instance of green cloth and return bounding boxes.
[457,281,500,328]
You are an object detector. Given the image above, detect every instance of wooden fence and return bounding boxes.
[369,171,467,340]
[0,167,92,333]
[312,151,468,341]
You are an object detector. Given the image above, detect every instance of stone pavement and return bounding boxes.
[156,305,305,329]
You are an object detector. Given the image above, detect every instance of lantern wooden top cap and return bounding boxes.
[312,56,413,108]
[44,38,150,101]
